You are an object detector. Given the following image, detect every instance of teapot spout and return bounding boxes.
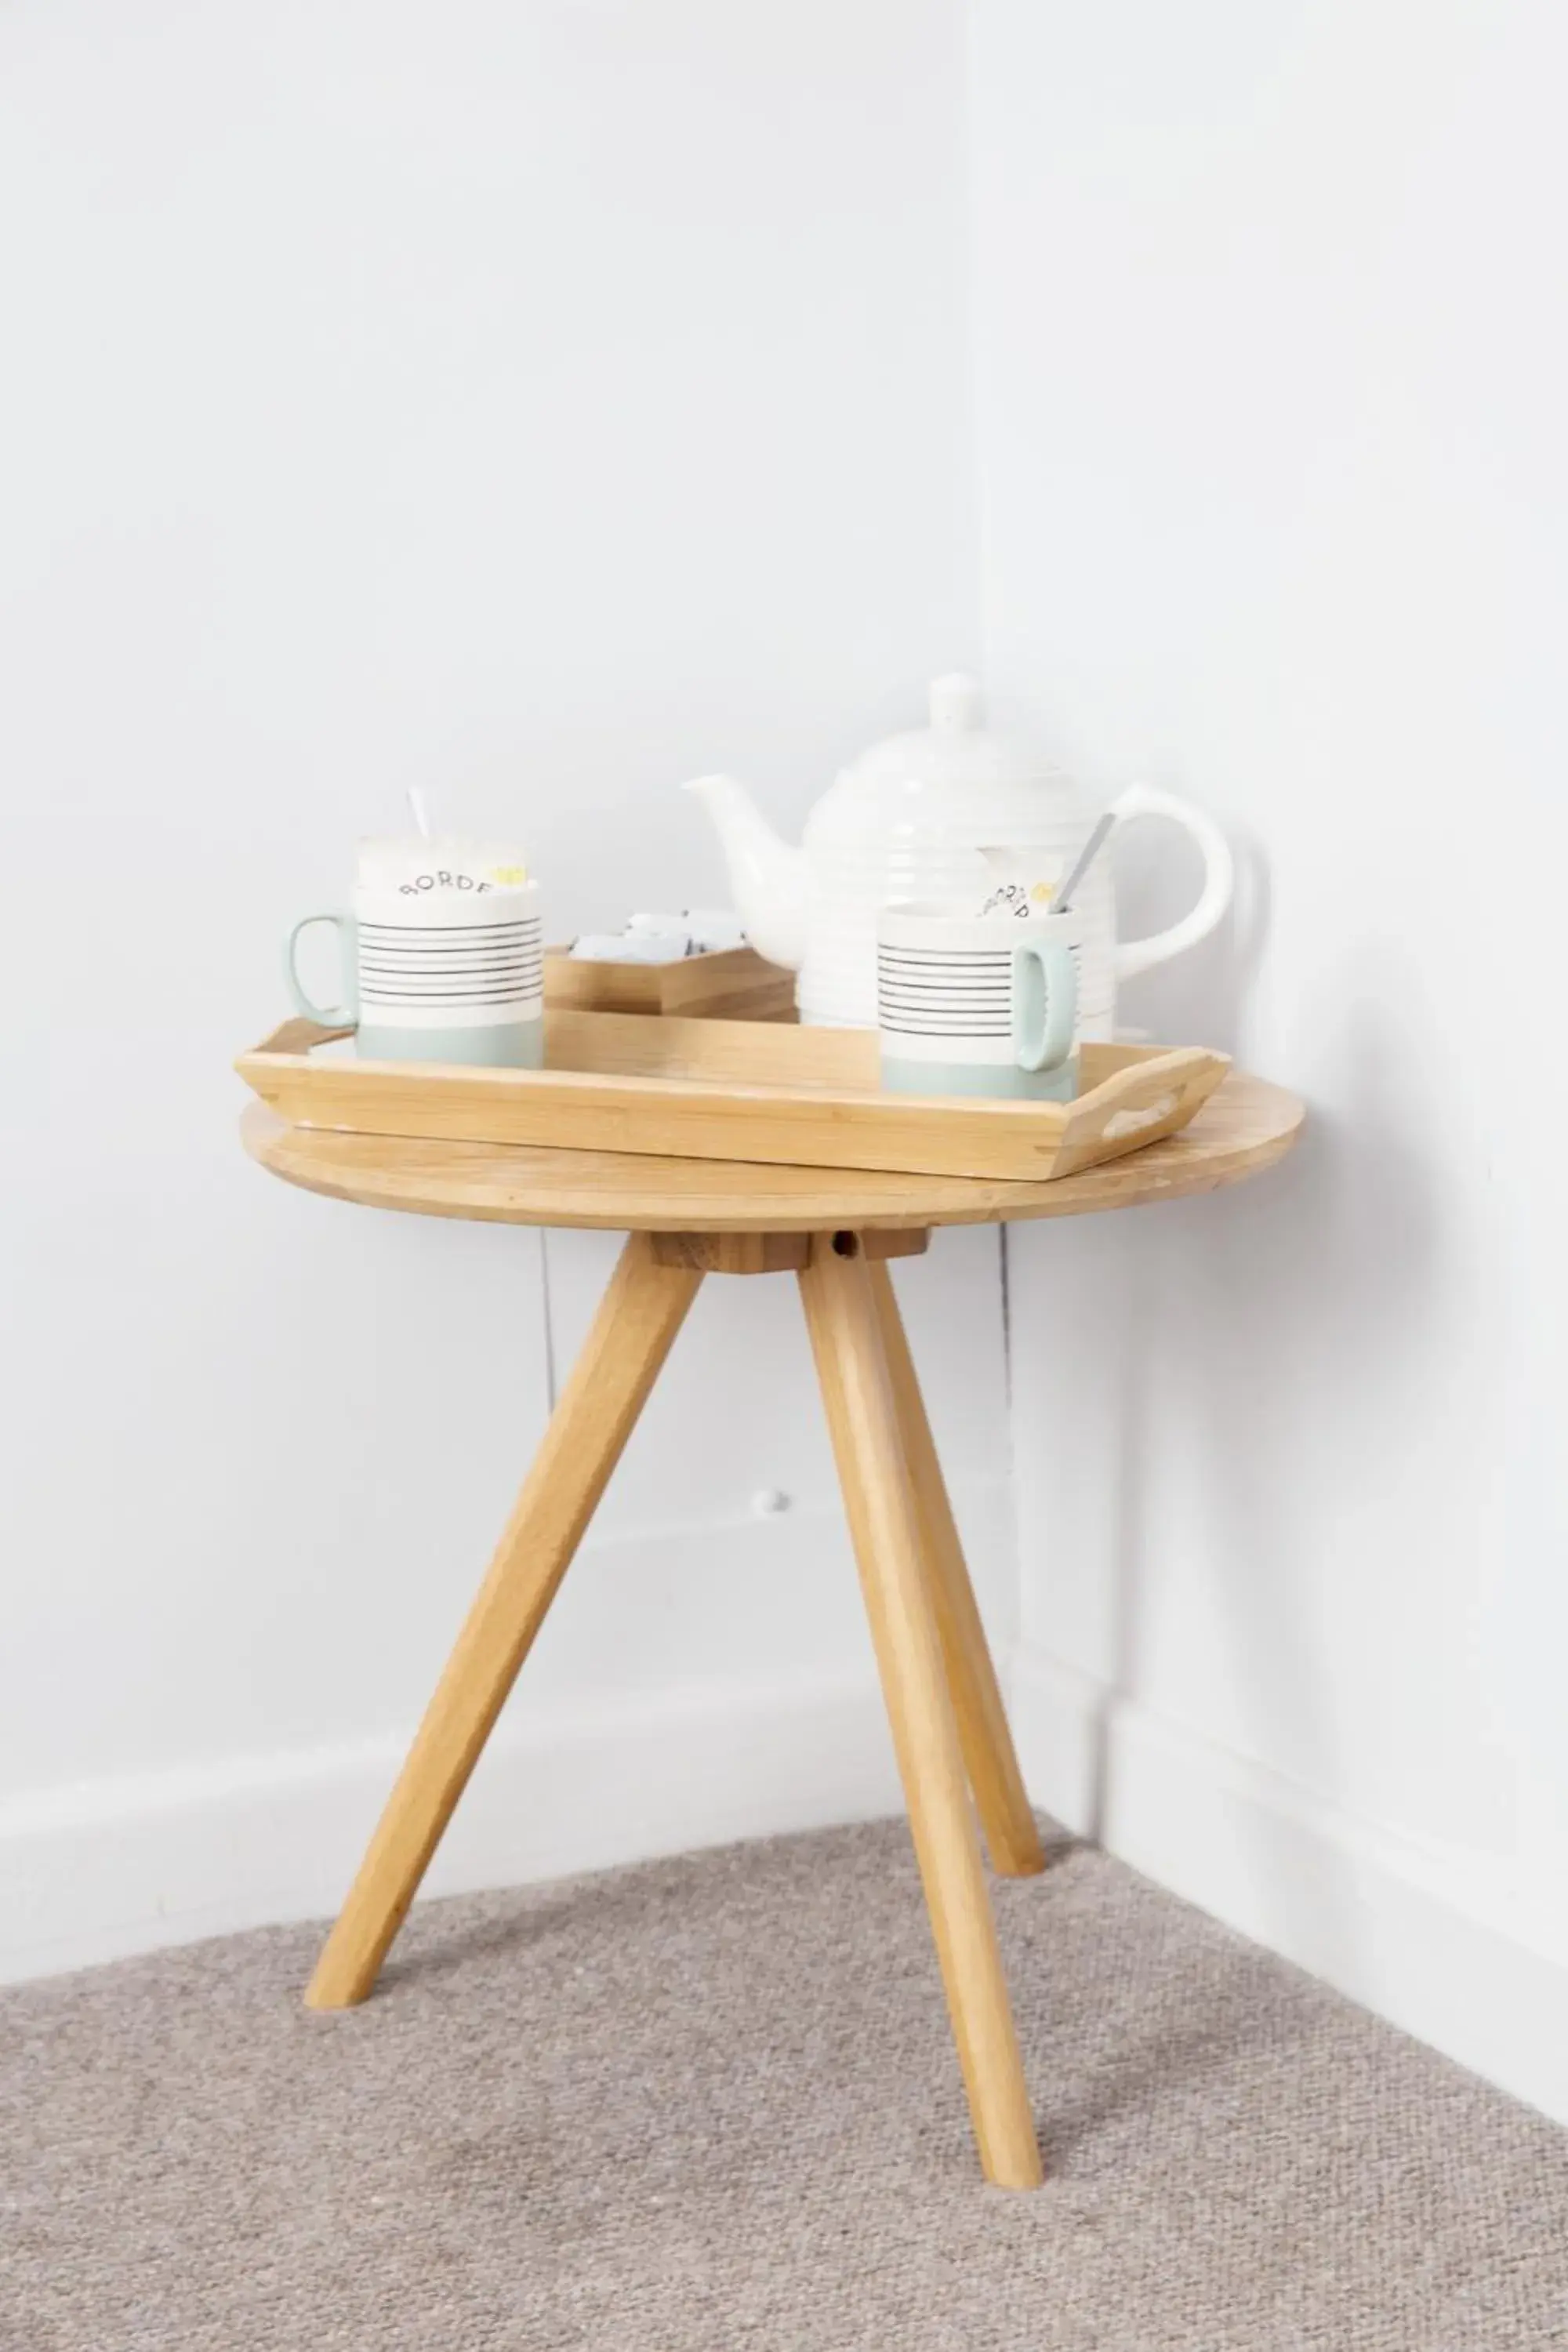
[682,773,808,972]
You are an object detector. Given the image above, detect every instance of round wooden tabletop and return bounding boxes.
[241,1068,1302,1233]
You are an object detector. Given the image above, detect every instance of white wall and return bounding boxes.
[0,0,1015,1978]
[971,0,1568,2118]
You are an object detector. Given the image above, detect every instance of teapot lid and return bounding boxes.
[840,673,1051,793]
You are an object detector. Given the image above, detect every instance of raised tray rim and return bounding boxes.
[237,1013,1232,1185]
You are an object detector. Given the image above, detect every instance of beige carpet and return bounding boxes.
[4,1820,1566,2350]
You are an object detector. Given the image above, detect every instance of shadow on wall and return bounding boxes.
[1113,802,1270,1058]
[1016,828,1468,1989]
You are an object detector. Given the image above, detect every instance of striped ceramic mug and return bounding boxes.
[285,884,545,1066]
[877,902,1083,1101]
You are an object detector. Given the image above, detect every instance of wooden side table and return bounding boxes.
[243,1071,1301,2189]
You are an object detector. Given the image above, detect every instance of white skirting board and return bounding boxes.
[1009,1644,1568,2129]
[0,1666,902,1987]
[20,1555,1561,2138]
[0,1475,1018,1988]
[0,1451,1022,1987]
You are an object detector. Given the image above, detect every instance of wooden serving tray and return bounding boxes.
[238,1011,1230,1185]
[543,942,795,1021]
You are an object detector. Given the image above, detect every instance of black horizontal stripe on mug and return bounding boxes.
[877,946,1080,964]
[358,972,543,987]
[359,946,543,964]
[358,942,542,957]
[878,971,1057,987]
[356,932,539,946]
[358,984,543,999]
[358,975,543,993]
[356,940,539,956]
[358,988,544,1004]
[356,949,539,966]
[878,1022,1014,1038]
[879,1014,1059,1029]
[357,946,539,961]
[878,995,1014,1010]
[878,981,1014,996]
[877,1001,1016,1017]
[877,969,1070,987]
[877,954,1012,964]
[357,949,543,967]
[355,946,541,963]
[358,929,537,943]
[877,967,1013,978]
[359,927,543,946]
[358,957,543,977]
[878,1002,1018,1019]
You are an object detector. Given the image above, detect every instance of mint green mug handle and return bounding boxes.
[285,912,359,1027]
[1011,940,1077,1074]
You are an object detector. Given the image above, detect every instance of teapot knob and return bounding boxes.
[928,672,982,733]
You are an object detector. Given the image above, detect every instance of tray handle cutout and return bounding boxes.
[1053,1047,1230,1179]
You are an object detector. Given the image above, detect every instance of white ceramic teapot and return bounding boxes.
[684,674,1234,1034]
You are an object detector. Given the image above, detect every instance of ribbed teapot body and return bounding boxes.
[795,764,1117,1036]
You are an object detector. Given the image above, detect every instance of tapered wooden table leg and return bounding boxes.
[799,1236,1043,2189]
[867,1263,1046,1879]
[305,1234,702,2010]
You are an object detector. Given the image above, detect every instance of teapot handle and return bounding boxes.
[1107,783,1235,982]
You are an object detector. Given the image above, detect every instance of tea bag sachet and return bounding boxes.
[976,865,1060,920]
